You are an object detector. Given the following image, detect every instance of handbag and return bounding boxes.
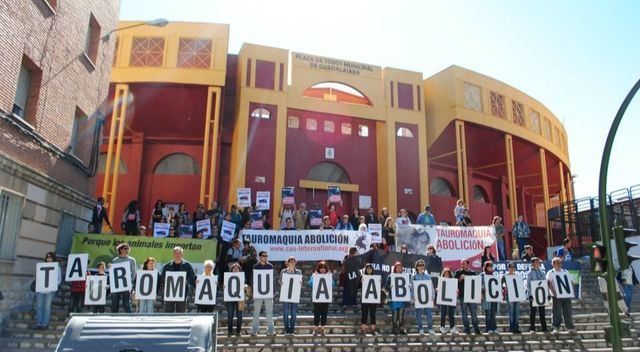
[238,300,247,312]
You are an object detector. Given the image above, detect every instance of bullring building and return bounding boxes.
[99,21,572,258]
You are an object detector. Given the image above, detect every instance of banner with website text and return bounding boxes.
[70,234,218,268]
[397,225,497,271]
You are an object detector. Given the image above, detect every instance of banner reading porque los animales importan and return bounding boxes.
[398,225,497,271]
[70,233,218,268]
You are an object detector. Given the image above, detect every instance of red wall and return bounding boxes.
[468,177,498,225]
[284,108,378,212]
[428,167,459,224]
[245,102,278,209]
[397,82,414,110]
[255,60,275,90]
[395,123,420,216]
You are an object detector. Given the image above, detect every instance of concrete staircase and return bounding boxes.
[1,260,639,351]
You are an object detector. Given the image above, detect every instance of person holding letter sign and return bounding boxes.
[160,246,196,313]
[34,252,61,330]
[359,264,380,335]
[225,263,245,337]
[110,243,136,313]
[280,256,302,336]
[547,257,576,334]
[90,262,108,313]
[137,257,157,313]
[196,260,218,313]
[412,260,436,336]
[455,259,482,335]
[526,257,548,333]
[480,261,500,334]
[251,251,275,336]
[387,262,410,335]
[503,262,523,333]
[309,261,334,336]
[438,268,456,334]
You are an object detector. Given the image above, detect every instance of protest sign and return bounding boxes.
[368,223,382,244]
[256,191,270,210]
[436,277,458,306]
[413,280,435,308]
[504,274,527,302]
[309,208,323,227]
[279,273,302,303]
[282,187,295,205]
[492,260,581,299]
[164,271,187,302]
[153,223,170,238]
[65,253,88,282]
[194,275,218,305]
[135,270,158,300]
[253,269,274,299]
[36,263,59,293]
[463,276,482,304]
[530,280,550,307]
[483,274,503,303]
[221,220,236,242]
[312,273,333,303]
[237,188,251,208]
[223,272,245,302]
[550,271,575,299]
[196,219,212,238]
[361,275,381,304]
[328,186,341,203]
[84,276,107,305]
[250,211,263,229]
[109,261,132,293]
[389,274,412,302]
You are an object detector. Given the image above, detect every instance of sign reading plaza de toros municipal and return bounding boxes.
[293,52,377,75]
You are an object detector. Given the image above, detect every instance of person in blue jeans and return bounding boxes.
[34,252,61,330]
[480,261,499,334]
[386,262,409,335]
[503,262,522,333]
[280,256,302,335]
[617,267,638,313]
[512,215,530,258]
[454,259,481,335]
[412,259,435,336]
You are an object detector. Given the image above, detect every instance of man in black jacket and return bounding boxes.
[90,197,112,234]
[454,259,481,335]
[160,246,196,313]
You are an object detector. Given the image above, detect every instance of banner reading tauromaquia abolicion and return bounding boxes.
[70,234,218,268]
[397,225,497,271]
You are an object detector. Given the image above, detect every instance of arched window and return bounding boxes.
[303,82,373,106]
[472,185,489,203]
[250,107,271,119]
[396,127,414,138]
[98,153,127,174]
[430,177,455,197]
[154,153,200,175]
[307,162,350,184]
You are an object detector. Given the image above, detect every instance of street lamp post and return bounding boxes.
[598,77,640,352]
[101,18,169,42]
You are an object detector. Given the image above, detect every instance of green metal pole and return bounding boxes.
[598,78,640,352]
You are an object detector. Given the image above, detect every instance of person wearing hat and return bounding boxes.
[503,262,522,333]
[521,245,534,261]
[110,243,137,313]
[416,205,436,226]
[526,257,548,332]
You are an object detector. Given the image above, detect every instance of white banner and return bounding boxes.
[241,230,370,261]
[84,276,107,305]
[221,220,236,242]
[256,191,270,210]
[65,254,88,282]
[530,280,550,307]
[504,274,527,302]
[413,280,435,308]
[463,276,482,304]
[279,273,302,303]
[36,263,59,293]
[109,261,132,293]
[195,275,218,305]
[253,270,274,299]
[223,272,245,302]
[361,275,381,304]
[389,274,412,302]
[135,270,158,300]
[312,273,333,303]
[196,219,211,238]
[550,271,575,299]
[164,272,187,302]
[153,223,170,238]
[436,277,458,306]
[483,274,503,303]
[368,223,382,244]
[237,188,251,208]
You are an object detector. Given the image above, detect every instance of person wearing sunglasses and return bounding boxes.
[250,251,275,336]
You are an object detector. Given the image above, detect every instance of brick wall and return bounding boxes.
[0,0,120,170]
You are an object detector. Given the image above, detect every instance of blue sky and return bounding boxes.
[119,0,640,200]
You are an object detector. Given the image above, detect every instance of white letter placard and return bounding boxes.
[505,274,527,302]
[484,274,503,303]
[361,275,381,304]
[223,272,245,302]
[253,270,274,299]
[195,275,218,305]
[109,261,132,293]
[36,263,59,293]
[279,273,302,303]
[413,280,435,308]
[390,274,412,302]
[84,276,107,305]
[552,271,575,299]
[312,273,333,303]
[530,280,550,307]
[436,277,457,307]
[65,254,88,282]
[135,270,158,300]
[463,276,482,304]
[164,271,187,302]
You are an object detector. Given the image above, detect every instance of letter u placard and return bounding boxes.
[253,269,274,299]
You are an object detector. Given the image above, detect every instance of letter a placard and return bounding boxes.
[223,272,245,302]
[361,275,381,304]
[436,277,457,307]
[253,269,274,299]
[312,273,333,303]
[65,254,88,282]
[279,273,302,303]
[195,275,218,305]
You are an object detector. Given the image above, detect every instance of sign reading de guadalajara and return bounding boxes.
[293,52,376,75]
